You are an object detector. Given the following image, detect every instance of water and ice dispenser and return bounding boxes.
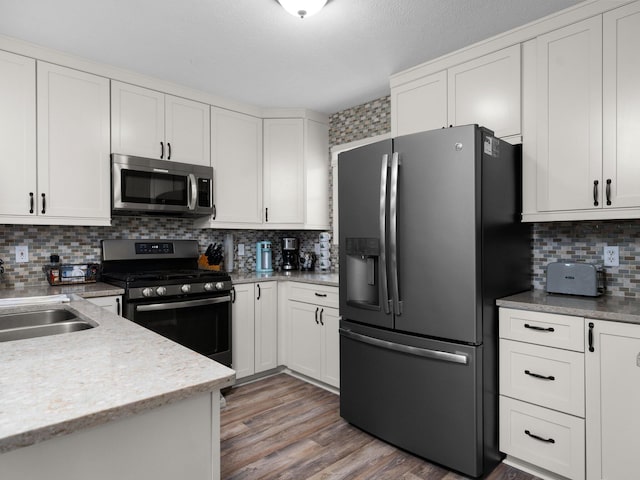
[344,238,380,309]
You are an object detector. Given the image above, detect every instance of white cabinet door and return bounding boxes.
[210,107,263,224]
[586,319,640,480]
[165,95,210,166]
[37,62,110,221]
[303,119,330,229]
[0,51,36,217]
[288,301,322,379]
[602,2,640,209]
[536,17,603,212]
[263,118,304,225]
[391,70,447,137]
[254,282,278,374]
[448,45,521,138]
[86,295,122,316]
[320,306,340,388]
[111,81,165,159]
[232,283,256,379]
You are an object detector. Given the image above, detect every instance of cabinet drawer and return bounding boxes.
[288,282,338,308]
[500,308,584,351]
[500,339,584,416]
[500,396,585,480]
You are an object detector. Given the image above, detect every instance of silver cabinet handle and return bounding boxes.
[340,328,468,365]
[379,154,391,314]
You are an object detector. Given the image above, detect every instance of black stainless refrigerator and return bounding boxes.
[338,125,530,478]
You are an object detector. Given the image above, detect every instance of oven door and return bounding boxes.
[126,294,231,366]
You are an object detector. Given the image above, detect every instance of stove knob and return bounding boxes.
[181,284,191,294]
[204,282,215,291]
[155,286,167,296]
[142,287,154,297]
[215,282,225,290]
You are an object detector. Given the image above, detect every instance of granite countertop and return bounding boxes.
[0,293,235,454]
[0,282,125,300]
[231,270,339,287]
[497,289,640,325]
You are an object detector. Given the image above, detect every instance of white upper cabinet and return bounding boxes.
[111,81,210,165]
[391,45,521,139]
[391,70,448,137]
[263,118,305,225]
[37,62,111,222]
[303,119,330,230]
[448,45,521,139]
[210,107,263,225]
[535,17,603,213]
[602,1,640,209]
[0,59,110,225]
[524,2,640,221]
[0,51,36,219]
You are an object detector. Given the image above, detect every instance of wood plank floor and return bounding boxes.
[220,373,541,480]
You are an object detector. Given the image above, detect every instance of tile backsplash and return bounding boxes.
[533,220,640,297]
[0,217,325,289]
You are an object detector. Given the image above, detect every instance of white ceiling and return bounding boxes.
[0,0,582,115]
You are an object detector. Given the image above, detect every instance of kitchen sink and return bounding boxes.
[0,308,97,342]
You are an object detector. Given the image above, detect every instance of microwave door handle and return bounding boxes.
[187,173,197,211]
[379,154,391,315]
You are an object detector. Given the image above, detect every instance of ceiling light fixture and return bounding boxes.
[278,0,327,19]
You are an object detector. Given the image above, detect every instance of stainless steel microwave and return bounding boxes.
[111,154,214,217]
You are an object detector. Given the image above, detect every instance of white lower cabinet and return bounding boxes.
[232,282,277,380]
[86,295,122,316]
[287,282,339,388]
[499,308,585,480]
[585,319,640,480]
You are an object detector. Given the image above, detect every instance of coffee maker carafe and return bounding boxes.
[282,237,298,271]
[255,241,273,273]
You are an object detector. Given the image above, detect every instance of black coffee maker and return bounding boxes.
[282,237,298,271]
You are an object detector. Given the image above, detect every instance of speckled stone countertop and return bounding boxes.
[497,289,640,325]
[231,271,339,287]
[0,282,124,300]
[0,293,235,454]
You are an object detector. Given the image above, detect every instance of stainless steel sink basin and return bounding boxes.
[0,308,97,342]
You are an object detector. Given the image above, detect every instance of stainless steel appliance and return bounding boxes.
[255,241,273,273]
[111,154,214,217]
[338,125,530,478]
[282,237,298,271]
[101,239,232,366]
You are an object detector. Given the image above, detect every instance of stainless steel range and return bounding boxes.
[101,239,232,366]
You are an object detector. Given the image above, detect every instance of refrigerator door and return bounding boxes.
[392,126,482,343]
[339,320,488,478]
[338,139,394,329]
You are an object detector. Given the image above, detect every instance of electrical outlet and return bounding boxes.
[15,245,29,263]
[237,244,245,256]
[314,243,321,255]
[604,245,619,267]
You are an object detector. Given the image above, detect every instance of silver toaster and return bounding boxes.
[546,262,605,297]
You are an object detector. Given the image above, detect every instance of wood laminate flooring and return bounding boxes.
[220,373,541,480]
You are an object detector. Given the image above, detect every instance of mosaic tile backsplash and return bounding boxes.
[0,217,325,289]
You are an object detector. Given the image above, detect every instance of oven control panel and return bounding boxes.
[129,280,233,300]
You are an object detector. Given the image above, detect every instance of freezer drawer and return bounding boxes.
[339,321,495,478]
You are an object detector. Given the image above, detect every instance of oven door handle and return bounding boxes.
[135,295,231,312]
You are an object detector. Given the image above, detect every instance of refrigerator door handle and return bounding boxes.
[379,154,392,314]
[389,152,402,316]
[340,328,469,365]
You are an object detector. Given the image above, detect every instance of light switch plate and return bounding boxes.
[237,244,245,256]
[15,245,29,263]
